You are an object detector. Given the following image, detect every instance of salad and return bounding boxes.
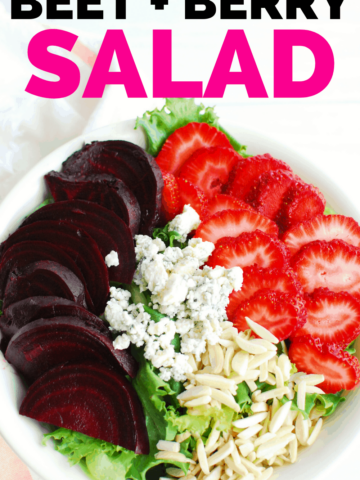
[0,98,359,480]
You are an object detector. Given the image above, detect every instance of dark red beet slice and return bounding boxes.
[3,261,87,310]
[20,361,149,453]
[21,200,136,284]
[0,221,109,315]
[0,296,110,347]
[44,173,140,237]
[5,316,137,382]
[61,141,164,235]
[0,241,93,310]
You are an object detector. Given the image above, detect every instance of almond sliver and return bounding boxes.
[245,317,279,344]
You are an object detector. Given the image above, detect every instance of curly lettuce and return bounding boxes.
[135,98,247,157]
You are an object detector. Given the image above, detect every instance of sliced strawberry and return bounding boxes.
[292,288,360,346]
[288,337,360,394]
[207,194,254,218]
[232,289,306,341]
[177,178,208,220]
[179,147,241,198]
[226,266,303,321]
[246,169,297,220]
[226,154,292,201]
[276,181,326,233]
[161,172,182,222]
[194,209,279,245]
[283,214,360,257]
[156,123,233,176]
[291,239,360,297]
[207,230,290,270]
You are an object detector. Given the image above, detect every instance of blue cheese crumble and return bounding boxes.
[105,206,243,382]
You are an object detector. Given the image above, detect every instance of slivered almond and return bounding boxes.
[278,354,291,381]
[239,455,263,475]
[233,412,268,429]
[155,452,195,463]
[221,327,238,340]
[260,361,268,382]
[235,335,267,355]
[195,374,236,390]
[166,468,185,477]
[274,365,284,389]
[176,432,191,443]
[211,388,240,412]
[197,438,210,475]
[178,386,212,401]
[289,438,298,463]
[295,374,325,386]
[307,418,323,446]
[204,466,222,480]
[276,425,295,437]
[248,351,276,370]
[241,474,255,480]
[224,346,235,377]
[208,440,235,467]
[208,344,224,374]
[251,402,269,413]
[258,467,274,480]
[255,387,290,402]
[236,424,263,440]
[306,385,325,394]
[157,440,180,453]
[269,401,292,434]
[245,380,258,392]
[256,433,296,460]
[239,442,254,457]
[297,381,306,411]
[224,457,248,476]
[254,433,276,447]
[249,338,277,352]
[295,413,309,446]
[245,317,279,344]
[218,338,237,348]
[185,395,212,407]
[232,351,249,375]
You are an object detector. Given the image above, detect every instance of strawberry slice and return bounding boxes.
[246,169,297,220]
[232,289,306,341]
[207,230,290,270]
[161,172,182,222]
[226,154,292,201]
[207,194,254,218]
[288,338,360,394]
[179,147,241,198]
[276,181,326,233]
[292,288,360,346]
[226,266,303,321]
[194,209,279,245]
[177,178,209,220]
[283,214,360,257]
[291,239,360,297]
[156,123,233,176]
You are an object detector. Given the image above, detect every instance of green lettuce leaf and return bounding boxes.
[135,98,247,157]
[235,382,252,413]
[0,299,3,316]
[324,204,337,215]
[153,224,186,249]
[345,340,356,355]
[279,392,345,419]
[26,196,54,217]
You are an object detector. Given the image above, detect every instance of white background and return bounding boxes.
[0,0,359,478]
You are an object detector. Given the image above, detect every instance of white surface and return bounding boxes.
[0,119,360,480]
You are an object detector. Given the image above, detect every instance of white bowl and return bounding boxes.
[0,120,359,480]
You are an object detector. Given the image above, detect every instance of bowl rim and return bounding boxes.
[0,118,359,480]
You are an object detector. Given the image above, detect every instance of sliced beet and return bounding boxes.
[0,241,94,309]
[45,173,140,237]
[20,200,135,284]
[5,316,138,382]
[61,141,164,235]
[0,296,110,347]
[20,361,149,453]
[3,261,87,310]
[0,221,109,315]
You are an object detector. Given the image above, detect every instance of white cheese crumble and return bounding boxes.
[105,206,243,382]
[105,250,119,268]
[168,204,201,242]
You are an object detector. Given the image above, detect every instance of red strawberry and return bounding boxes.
[226,266,303,321]
[276,181,326,233]
[207,194,254,218]
[177,178,209,220]
[179,147,241,198]
[194,209,279,245]
[156,123,233,176]
[291,239,360,297]
[226,154,292,201]
[246,169,297,220]
[292,288,360,346]
[161,172,182,222]
[283,214,360,257]
[232,289,306,341]
[288,337,360,394]
[207,230,290,270]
